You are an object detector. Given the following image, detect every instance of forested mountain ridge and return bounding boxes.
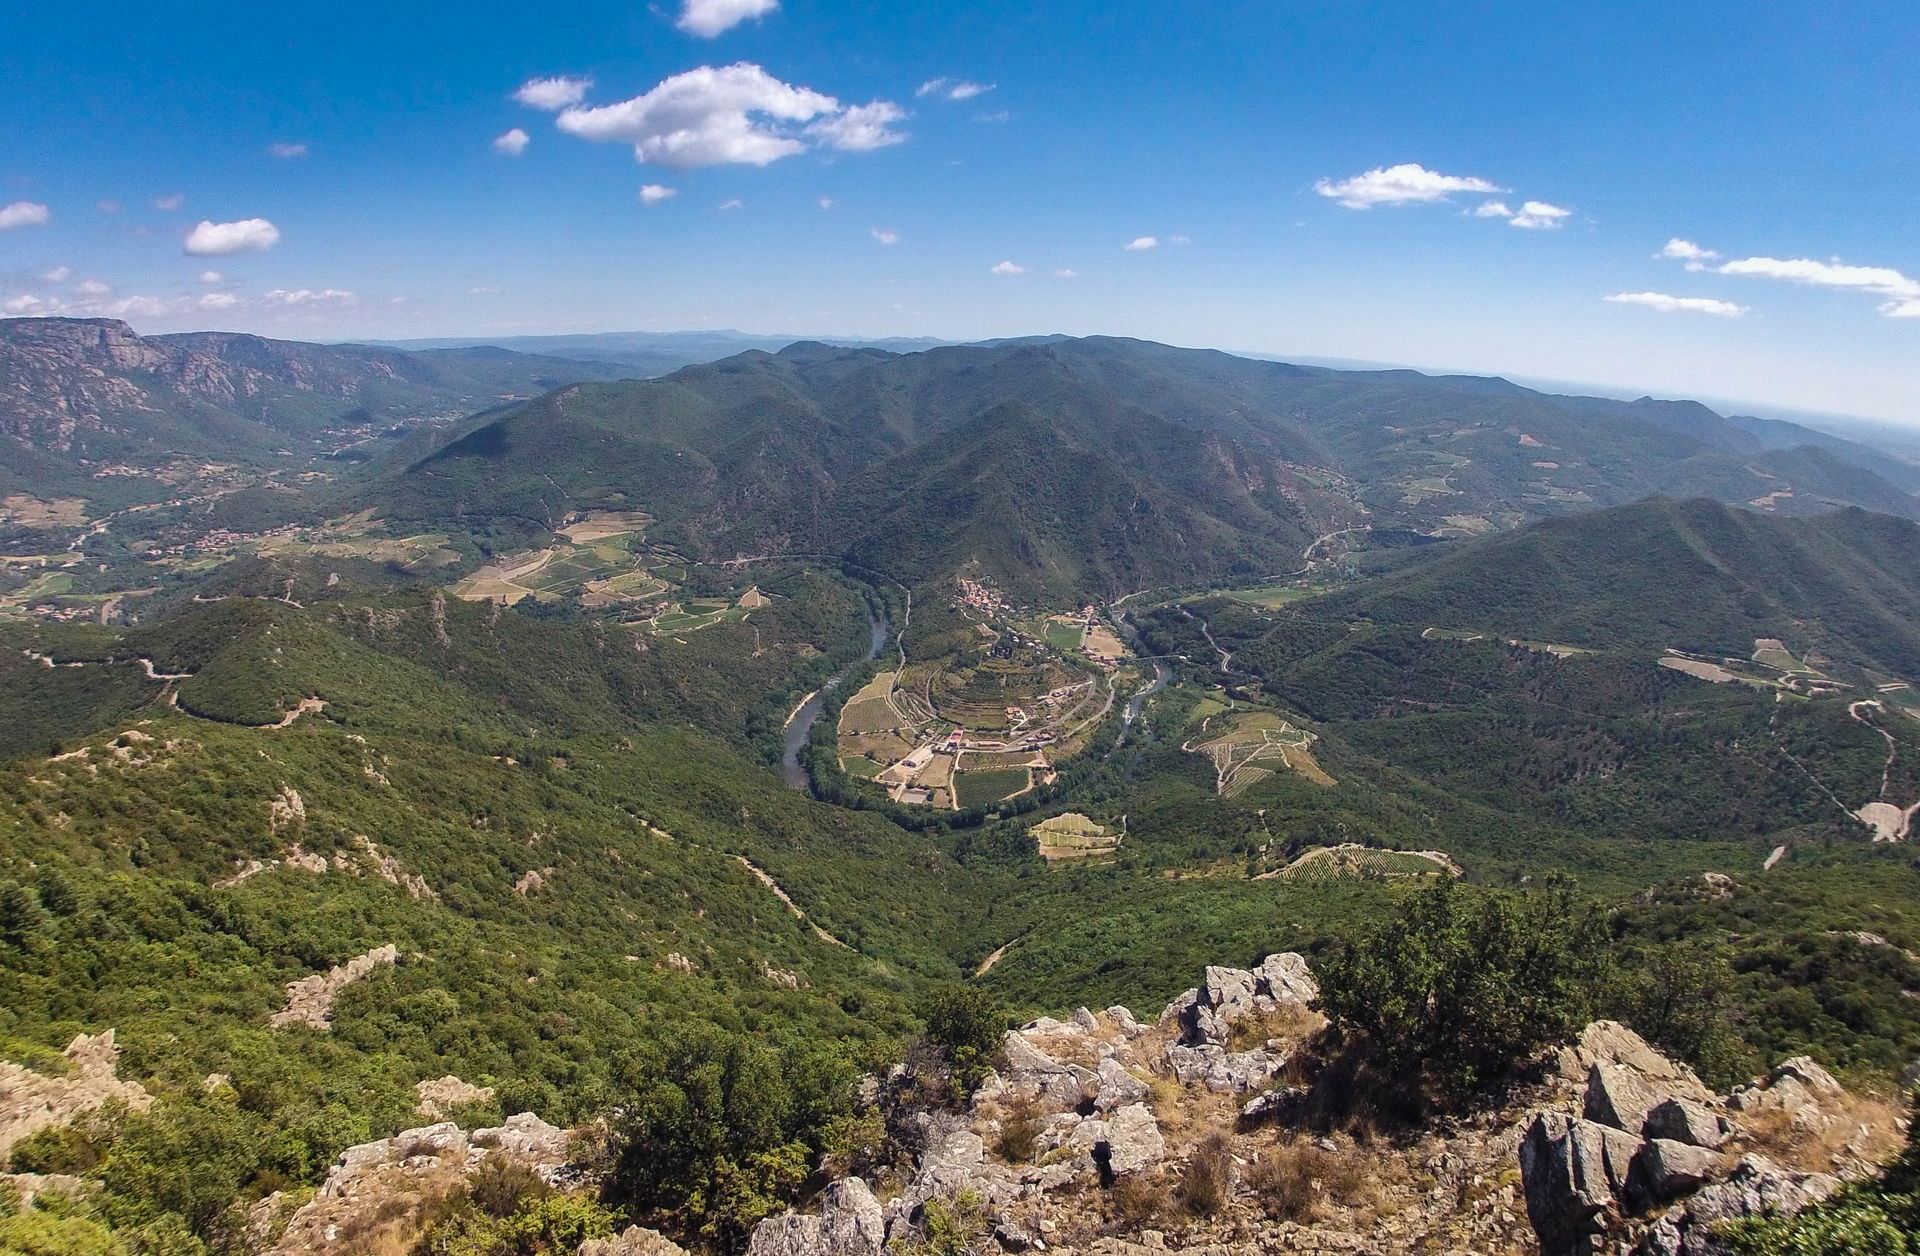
[369,337,1918,603]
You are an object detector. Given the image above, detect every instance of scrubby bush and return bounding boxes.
[1177,1133,1234,1217]
[1314,878,1611,1099]
[920,985,1008,1100]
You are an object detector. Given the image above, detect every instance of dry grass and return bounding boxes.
[1728,1091,1905,1174]
[1177,1132,1235,1218]
[995,1098,1044,1164]
[1226,1003,1326,1053]
[1248,1137,1382,1223]
[1109,1172,1173,1227]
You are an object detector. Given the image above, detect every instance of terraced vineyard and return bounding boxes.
[1187,708,1332,796]
[1272,844,1458,882]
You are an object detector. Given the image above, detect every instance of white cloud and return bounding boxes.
[639,183,677,204]
[184,218,280,255]
[870,227,899,244]
[1168,234,1191,245]
[5,295,50,314]
[719,198,744,211]
[98,295,173,318]
[807,100,908,152]
[1053,268,1078,279]
[469,285,502,294]
[1604,291,1746,318]
[917,77,994,101]
[262,288,355,306]
[990,260,1025,275]
[197,292,239,310]
[1715,254,1920,318]
[153,193,185,211]
[198,270,223,284]
[493,127,531,156]
[267,142,309,159]
[1314,163,1504,209]
[1124,236,1158,252]
[818,197,835,210]
[513,75,592,110]
[1660,238,1717,262]
[974,109,1011,124]
[556,63,903,168]
[75,279,111,297]
[1510,200,1572,230]
[96,199,120,214]
[43,266,70,283]
[676,0,779,38]
[1472,201,1513,219]
[0,201,51,230]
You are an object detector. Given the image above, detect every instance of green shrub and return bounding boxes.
[1314,878,1611,1098]
[920,985,1007,1099]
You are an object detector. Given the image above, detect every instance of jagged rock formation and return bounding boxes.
[260,1112,573,1253]
[0,1030,151,1160]
[269,944,398,1030]
[1520,1024,1880,1256]
[413,1075,495,1120]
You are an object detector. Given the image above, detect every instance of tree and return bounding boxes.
[920,985,1007,1099]
[1314,877,1611,1098]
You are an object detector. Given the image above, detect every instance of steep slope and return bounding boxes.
[0,318,631,473]
[369,338,1917,606]
[1325,497,1920,675]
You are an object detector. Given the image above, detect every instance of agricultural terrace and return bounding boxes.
[835,578,1128,810]
[253,510,461,571]
[454,511,711,626]
[1268,843,1459,883]
[1030,812,1120,862]
[1656,637,1851,697]
[1186,707,1333,797]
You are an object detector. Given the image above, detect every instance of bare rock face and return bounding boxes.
[747,1177,885,1256]
[0,1030,153,1161]
[1521,1111,1642,1255]
[1633,1155,1840,1256]
[414,1075,494,1121]
[1625,1139,1725,1212]
[1159,952,1319,1048]
[270,944,399,1030]
[1642,1098,1726,1150]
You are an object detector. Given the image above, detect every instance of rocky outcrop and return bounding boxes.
[265,1113,573,1253]
[271,944,398,1030]
[1159,953,1319,1048]
[0,1030,152,1160]
[414,1075,494,1121]
[1523,1023,1870,1256]
[748,1177,885,1256]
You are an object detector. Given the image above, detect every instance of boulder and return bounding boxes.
[1106,1006,1148,1038]
[1562,1022,1714,1107]
[1519,1111,1640,1256]
[1626,1139,1723,1211]
[999,1031,1086,1108]
[1633,1154,1840,1256]
[746,1177,884,1256]
[580,1227,690,1256]
[1164,1043,1282,1093]
[1254,953,1318,1005]
[1584,1062,1661,1134]
[1094,1058,1149,1112]
[1642,1098,1725,1150]
[1073,1007,1100,1032]
[1103,1103,1165,1177]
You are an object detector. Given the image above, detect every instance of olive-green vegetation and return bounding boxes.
[1723,1106,1920,1254]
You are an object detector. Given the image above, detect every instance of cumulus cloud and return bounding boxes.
[1124,236,1158,251]
[74,279,111,297]
[870,227,899,244]
[0,201,51,230]
[1053,268,1078,279]
[676,0,778,38]
[917,77,994,101]
[262,288,355,306]
[990,260,1025,275]
[96,199,120,214]
[44,266,71,283]
[1473,201,1513,218]
[1315,163,1504,209]
[1660,238,1717,262]
[198,270,223,284]
[514,75,593,110]
[267,142,309,159]
[197,292,239,310]
[1604,291,1746,318]
[1715,255,1920,315]
[807,100,909,152]
[638,183,677,204]
[184,218,280,255]
[153,193,185,211]
[555,63,903,169]
[5,295,50,314]
[494,127,531,156]
[1509,200,1572,230]
[719,198,744,211]
[817,197,835,210]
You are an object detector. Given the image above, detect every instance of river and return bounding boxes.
[781,616,889,789]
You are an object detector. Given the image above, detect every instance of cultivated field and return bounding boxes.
[1031,812,1120,861]
[1188,709,1332,796]
[1271,844,1458,883]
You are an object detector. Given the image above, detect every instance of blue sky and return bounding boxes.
[2,0,1917,421]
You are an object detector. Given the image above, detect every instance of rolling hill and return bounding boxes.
[365,336,1919,604]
